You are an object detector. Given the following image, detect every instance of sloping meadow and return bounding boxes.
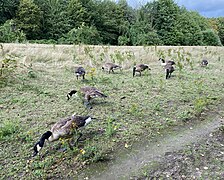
[0,43,224,178]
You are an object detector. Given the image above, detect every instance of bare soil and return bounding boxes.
[135,128,224,180]
[78,105,224,180]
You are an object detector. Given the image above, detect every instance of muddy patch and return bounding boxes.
[78,117,223,180]
[135,129,224,179]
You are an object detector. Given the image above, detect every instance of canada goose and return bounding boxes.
[75,66,86,80]
[201,60,208,67]
[67,86,107,108]
[165,64,175,79]
[133,64,151,77]
[159,58,175,66]
[102,62,122,74]
[33,114,94,157]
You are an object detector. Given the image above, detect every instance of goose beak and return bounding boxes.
[33,151,38,157]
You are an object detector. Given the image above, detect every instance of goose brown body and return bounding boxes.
[159,58,175,66]
[67,86,107,102]
[133,64,151,77]
[49,115,90,141]
[80,86,107,102]
[33,115,93,156]
[102,62,121,73]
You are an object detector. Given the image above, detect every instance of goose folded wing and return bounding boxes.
[89,90,107,97]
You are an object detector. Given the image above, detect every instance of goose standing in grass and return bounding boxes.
[33,114,94,157]
[75,66,86,80]
[102,62,122,74]
[67,86,107,108]
[201,59,208,67]
[133,64,151,77]
[159,58,175,66]
[165,64,175,79]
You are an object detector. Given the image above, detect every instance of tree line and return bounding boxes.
[0,0,223,46]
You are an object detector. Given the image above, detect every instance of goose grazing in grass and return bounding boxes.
[133,64,151,77]
[102,62,122,74]
[201,59,208,67]
[67,86,107,108]
[74,66,86,80]
[33,114,94,157]
[159,58,175,66]
[165,64,175,79]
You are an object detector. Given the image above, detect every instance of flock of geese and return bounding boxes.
[33,58,208,157]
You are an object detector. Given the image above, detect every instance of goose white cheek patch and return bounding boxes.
[37,144,42,152]
[85,117,92,126]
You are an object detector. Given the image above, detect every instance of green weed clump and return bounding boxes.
[0,120,20,140]
[105,117,117,138]
[193,97,209,115]
[0,56,17,81]
[79,145,98,162]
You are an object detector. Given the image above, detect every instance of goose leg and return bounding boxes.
[166,69,169,79]
[67,139,73,150]
[75,132,83,146]
[84,100,92,109]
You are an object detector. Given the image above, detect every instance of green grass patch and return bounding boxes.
[0,119,20,141]
[0,44,224,178]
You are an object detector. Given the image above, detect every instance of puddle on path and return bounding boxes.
[78,117,223,180]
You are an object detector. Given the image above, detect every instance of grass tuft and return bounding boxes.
[0,119,20,141]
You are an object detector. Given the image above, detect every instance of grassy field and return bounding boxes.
[0,43,224,179]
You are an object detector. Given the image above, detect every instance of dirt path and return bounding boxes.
[78,117,223,180]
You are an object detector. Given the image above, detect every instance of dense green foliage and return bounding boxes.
[0,20,26,42]
[0,0,223,46]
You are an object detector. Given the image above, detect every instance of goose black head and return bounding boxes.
[159,58,165,63]
[145,65,151,70]
[33,131,52,157]
[67,90,78,100]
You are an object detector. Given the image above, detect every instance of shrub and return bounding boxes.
[0,20,26,43]
[0,56,17,80]
[202,29,222,46]
[118,36,130,45]
[0,56,17,81]
[60,24,102,45]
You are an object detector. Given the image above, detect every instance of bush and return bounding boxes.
[0,20,26,43]
[59,24,102,45]
[118,36,130,45]
[202,29,222,46]
[0,56,17,80]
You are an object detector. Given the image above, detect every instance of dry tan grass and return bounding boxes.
[1,43,223,81]
[2,43,222,66]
